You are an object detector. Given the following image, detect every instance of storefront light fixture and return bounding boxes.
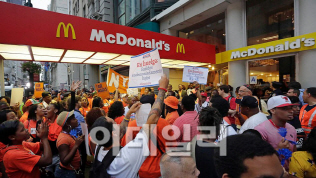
[208,64,211,68]
[212,66,215,70]
[261,73,263,76]
[251,73,254,75]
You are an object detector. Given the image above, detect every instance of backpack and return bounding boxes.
[89,145,121,178]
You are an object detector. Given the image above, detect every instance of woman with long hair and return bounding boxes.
[92,96,108,115]
[289,127,316,177]
[24,104,46,142]
[108,101,125,124]
[79,96,90,117]
[86,107,104,156]
[45,102,63,174]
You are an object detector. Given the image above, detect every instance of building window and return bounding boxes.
[119,14,126,25]
[118,0,150,24]
[118,0,126,25]
[179,13,226,53]
[246,0,294,46]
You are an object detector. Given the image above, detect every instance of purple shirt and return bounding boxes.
[173,111,200,142]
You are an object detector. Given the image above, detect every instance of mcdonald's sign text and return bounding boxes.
[176,43,185,54]
[56,22,76,39]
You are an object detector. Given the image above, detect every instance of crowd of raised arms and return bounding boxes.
[0,76,315,178]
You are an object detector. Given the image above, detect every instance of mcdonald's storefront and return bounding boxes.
[0,2,215,94]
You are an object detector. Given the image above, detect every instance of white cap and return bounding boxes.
[267,95,296,110]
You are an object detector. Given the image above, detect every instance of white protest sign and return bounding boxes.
[10,88,24,106]
[128,48,163,88]
[182,66,209,85]
[127,88,138,96]
[80,123,91,156]
[250,76,257,84]
[136,103,151,127]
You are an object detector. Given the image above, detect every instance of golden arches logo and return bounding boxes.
[176,43,185,54]
[56,22,76,39]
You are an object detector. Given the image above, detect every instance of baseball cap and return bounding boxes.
[56,110,75,126]
[236,96,258,108]
[267,95,298,110]
[25,99,40,107]
[42,91,51,98]
[200,92,207,97]
[164,96,179,109]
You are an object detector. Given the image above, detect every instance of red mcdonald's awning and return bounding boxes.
[0,2,215,68]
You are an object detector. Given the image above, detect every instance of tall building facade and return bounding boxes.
[152,0,316,89]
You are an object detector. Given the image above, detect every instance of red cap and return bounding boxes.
[200,92,207,97]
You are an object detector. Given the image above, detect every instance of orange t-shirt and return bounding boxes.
[79,107,90,117]
[122,101,128,107]
[165,111,179,125]
[48,118,62,141]
[19,112,29,123]
[3,142,41,178]
[24,120,37,138]
[56,133,81,170]
[121,119,175,178]
[115,115,125,125]
[102,106,109,114]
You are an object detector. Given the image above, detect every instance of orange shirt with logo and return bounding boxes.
[56,133,81,170]
[115,115,125,125]
[3,142,41,178]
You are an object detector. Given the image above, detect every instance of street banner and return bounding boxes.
[34,82,44,98]
[107,68,129,93]
[182,66,208,85]
[10,88,24,106]
[94,82,110,100]
[128,48,163,88]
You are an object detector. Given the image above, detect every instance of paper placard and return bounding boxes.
[128,48,163,88]
[136,103,151,127]
[80,123,91,156]
[182,66,208,85]
[127,88,138,96]
[95,82,110,100]
[10,88,24,106]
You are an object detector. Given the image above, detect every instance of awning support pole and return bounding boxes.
[0,59,5,96]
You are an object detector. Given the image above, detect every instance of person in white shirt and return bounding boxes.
[195,92,209,113]
[237,96,267,133]
[90,74,169,178]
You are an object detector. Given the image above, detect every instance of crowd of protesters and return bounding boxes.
[0,76,315,178]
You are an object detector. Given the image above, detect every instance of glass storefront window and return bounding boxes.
[179,13,226,53]
[249,56,295,88]
[246,0,294,45]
